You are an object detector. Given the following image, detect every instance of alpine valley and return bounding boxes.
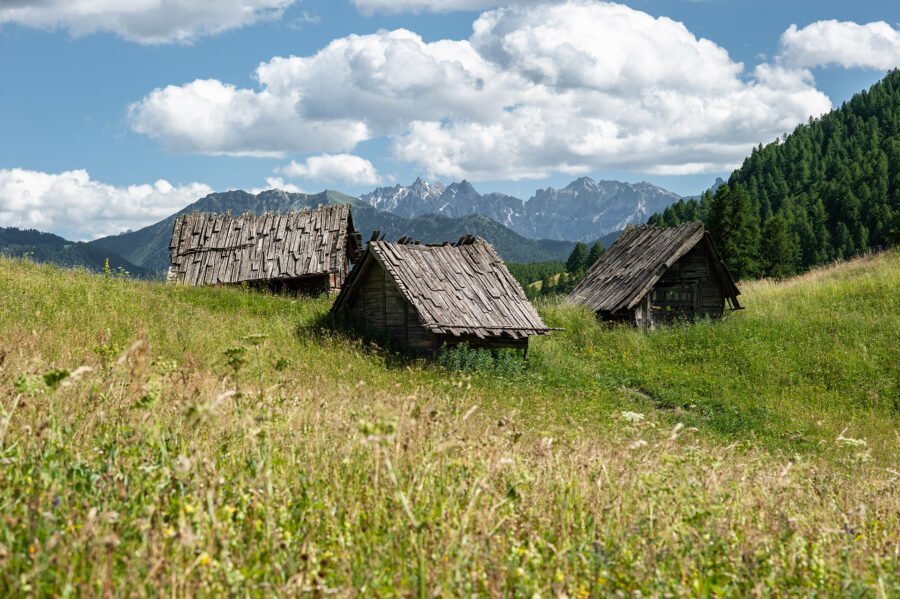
[4,177,678,276]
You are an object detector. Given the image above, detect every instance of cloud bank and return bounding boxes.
[352,0,546,14]
[0,0,297,44]
[779,20,900,70]
[130,1,849,180]
[0,168,212,240]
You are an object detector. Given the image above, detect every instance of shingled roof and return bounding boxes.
[168,204,361,286]
[332,236,551,339]
[567,222,740,314]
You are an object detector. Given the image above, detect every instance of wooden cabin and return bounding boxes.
[330,236,551,357]
[567,222,741,326]
[167,204,361,294]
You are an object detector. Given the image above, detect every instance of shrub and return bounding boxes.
[438,342,525,377]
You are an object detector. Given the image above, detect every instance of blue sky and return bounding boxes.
[0,0,897,239]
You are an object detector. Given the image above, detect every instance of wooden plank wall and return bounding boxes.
[346,261,436,355]
[650,245,725,323]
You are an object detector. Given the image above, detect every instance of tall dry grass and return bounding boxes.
[0,253,897,595]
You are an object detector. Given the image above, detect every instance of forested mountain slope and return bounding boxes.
[0,227,150,277]
[651,69,900,279]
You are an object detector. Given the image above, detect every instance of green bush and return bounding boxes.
[438,342,525,377]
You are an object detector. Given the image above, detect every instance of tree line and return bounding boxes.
[649,69,900,280]
[507,241,604,299]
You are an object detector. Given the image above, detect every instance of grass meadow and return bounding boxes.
[0,251,897,596]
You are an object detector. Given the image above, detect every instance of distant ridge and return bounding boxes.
[362,176,680,242]
[0,227,150,277]
[87,189,603,275]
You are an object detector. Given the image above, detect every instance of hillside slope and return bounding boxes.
[651,69,900,276]
[0,227,150,277]
[0,251,897,594]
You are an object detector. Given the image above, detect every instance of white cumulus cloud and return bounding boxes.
[0,0,297,44]
[0,168,212,240]
[279,154,381,186]
[130,1,835,180]
[128,79,369,156]
[352,0,546,14]
[778,20,900,70]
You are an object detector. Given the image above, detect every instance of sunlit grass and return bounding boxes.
[0,252,897,595]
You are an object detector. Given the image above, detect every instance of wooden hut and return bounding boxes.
[567,222,741,326]
[167,204,361,294]
[330,236,551,357]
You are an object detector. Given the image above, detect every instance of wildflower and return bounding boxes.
[515,567,525,578]
[836,428,866,447]
[197,552,211,567]
[621,411,645,424]
[164,527,176,539]
[183,503,195,515]
[555,569,565,583]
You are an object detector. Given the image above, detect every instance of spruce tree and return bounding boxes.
[566,242,588,274]
[646,69,900,275]
[706,184,760,280]
[586,241,605,270]
[540,275,554,296]
[761,214,798,279]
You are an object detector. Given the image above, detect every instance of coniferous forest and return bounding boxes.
[650,69,900,279]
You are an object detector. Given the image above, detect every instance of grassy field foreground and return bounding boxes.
[0,252,897,595]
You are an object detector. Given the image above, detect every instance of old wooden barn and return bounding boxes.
[330,236,551,357]
[167,204,361,294]
[567,222,741,326]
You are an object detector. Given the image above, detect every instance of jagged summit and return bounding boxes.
[359,177,680,242]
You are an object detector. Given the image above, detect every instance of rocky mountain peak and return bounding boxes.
[359,176,681,243]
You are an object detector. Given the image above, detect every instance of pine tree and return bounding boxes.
[586,241,605,270]
[646,69,900,276]
[761,214,798,279]
[566,242,588,275]
[706,184,760,280]
[540,275,554,296]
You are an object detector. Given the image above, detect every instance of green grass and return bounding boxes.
[0,253,897,595]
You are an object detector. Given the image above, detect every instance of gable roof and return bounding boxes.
[332,236,551,339]
[567,222,740,314]
[168,204,361,286]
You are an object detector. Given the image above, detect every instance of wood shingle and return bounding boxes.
[331,236,551,356]
[167,204,361,292]
[568,222,741,326]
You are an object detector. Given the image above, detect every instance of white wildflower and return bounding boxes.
[836,428,867,448]
[621,411,645,424]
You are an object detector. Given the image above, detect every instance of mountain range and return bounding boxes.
[86,189,621,275]
[362,177,680,241]
[3,175,681,277]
